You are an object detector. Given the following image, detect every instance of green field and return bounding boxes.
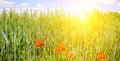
[0,8,120,61]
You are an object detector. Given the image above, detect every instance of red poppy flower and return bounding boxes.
[56,42,66,53]
[97,51,106,61]
[65,50,73,59]
[36,40,44,47]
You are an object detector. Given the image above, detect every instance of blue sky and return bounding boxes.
[0,0,120,12]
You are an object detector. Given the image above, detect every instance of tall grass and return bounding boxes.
[0,8,120,61]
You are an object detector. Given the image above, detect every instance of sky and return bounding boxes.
[0,0,120,13]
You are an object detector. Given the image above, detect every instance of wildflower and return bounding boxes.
[97,51,106,61]
[36,40,44,47]
[65,50,73,59]
[56,42,66,53]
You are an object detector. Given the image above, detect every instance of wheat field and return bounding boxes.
[0,8,120,61]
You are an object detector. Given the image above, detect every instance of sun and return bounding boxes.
[64,6,88,22]
[81,14,86,21]
[81,14,86,20]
